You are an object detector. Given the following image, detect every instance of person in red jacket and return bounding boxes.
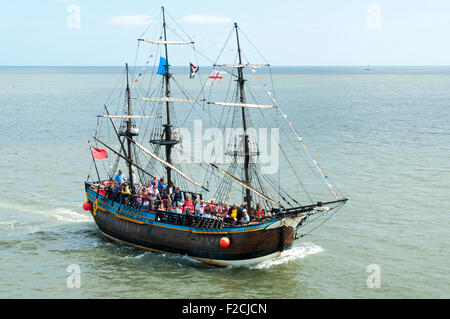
[255,203,265,221]
[183,195,194,212]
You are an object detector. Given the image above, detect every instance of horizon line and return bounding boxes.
[1,65,449,68]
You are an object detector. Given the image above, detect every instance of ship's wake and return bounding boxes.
[0,200,91,224]
[107,241,324,270]
[47,207,91,223]
[248,242,324,269]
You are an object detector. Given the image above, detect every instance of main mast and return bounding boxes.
[125,63,134,191]
[162,6,173,185]
[234,23,252,211]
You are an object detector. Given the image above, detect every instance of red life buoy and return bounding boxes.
[220,237,230,248]
[83,202,92,211]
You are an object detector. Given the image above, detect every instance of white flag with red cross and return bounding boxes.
[206,70,227,86]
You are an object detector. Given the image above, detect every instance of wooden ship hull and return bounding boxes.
[85,184,307,267]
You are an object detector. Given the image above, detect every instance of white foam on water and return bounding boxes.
[0,200,91,224]
[120,252,147,260]
[249,242,324,269]
[48,207,92,223]
[117,243,324,269]
[0,221,19,231]
[0,220,41,236]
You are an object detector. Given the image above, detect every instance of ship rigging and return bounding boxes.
[83,7,347,267]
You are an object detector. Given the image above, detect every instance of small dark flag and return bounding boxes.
[190,62,199,79]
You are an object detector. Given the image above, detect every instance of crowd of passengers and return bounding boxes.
[105,169,269,225]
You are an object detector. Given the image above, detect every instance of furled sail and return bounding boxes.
[128,138,209,192]
[93,137,157,179]
[210,163,279,206]
[138,39,193,45]
[134,97,204,103]
[214,64,269,68]
[98,115,161,119]
[207,101,276,109]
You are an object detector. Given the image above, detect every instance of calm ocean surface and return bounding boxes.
[0,66,448,298]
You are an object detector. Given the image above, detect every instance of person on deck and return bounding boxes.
[106,182,114,199]
[255,203,265,221]
[150,177,158,188]
[158,177,166,192]
[203,208,212,218]
[141,188,150,207]
[195,200,206,213]
[135,182,143,194]
[128,169,137,190]
[172,186,183,207]
[192,195,198,207]
[183,206,193,226]
[204,202,212,215]
[121,183,131,195]
[239,209,250,225]
[113,181,120,193]
[121,183,131,204]
[149,184,162,205]
[184,206,193,215]
[236,204,246,221]
[229,202,239,220]
[159,186,170,206]
[222,203,230,218]
[214,202,223,215]
[157,201,165,211]
[167,181,174,197]
[175,203,183,214]
[114,169,124,184]
[183,195,194,212]
[216,203,227,219]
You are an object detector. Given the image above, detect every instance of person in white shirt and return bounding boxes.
[149,184,161,202]
[195,199,205,213]
[240,209,250,224]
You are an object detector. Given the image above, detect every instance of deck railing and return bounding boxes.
[87,181,272,229]
[92,184,233,229]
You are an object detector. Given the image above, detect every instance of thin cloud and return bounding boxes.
[179,14,231,24]
[106,15,152,27]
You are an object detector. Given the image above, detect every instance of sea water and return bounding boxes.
[0,66,449,298]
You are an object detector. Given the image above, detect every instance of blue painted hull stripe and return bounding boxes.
[86,188,277,233]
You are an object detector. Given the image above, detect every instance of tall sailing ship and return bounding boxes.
[82,7,348,267]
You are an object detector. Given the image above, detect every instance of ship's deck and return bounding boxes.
[85,182,278,231]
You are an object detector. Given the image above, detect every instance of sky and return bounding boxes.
[1,0,449,66]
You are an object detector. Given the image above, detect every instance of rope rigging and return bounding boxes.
[89,7,346,221]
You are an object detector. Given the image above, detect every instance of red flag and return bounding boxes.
[91,146,108,159]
